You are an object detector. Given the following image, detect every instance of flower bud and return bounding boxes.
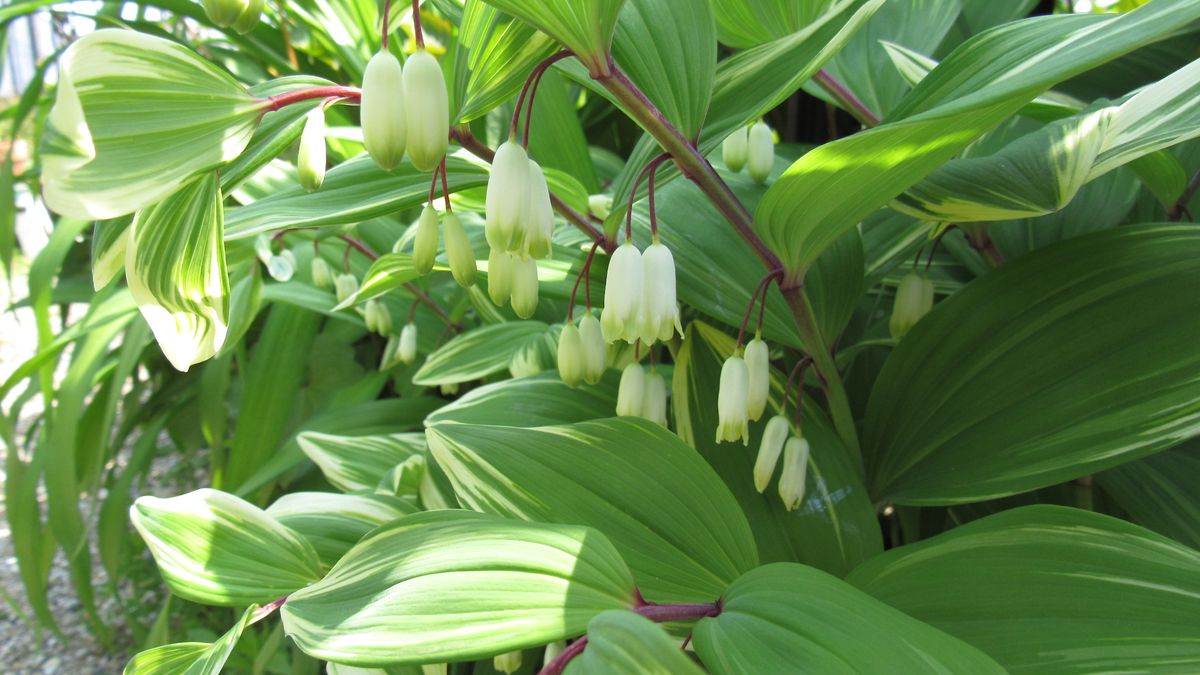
[334,273,359,304]
[494,651,522,675]
[543,641,566,667]
[889,272,935,339]
[578,312,607,384]
[485,141,530,251]
[510,255,539,319]
[744,337,770,421]
[557,322,585,387]
[588,194,612,221]
[716,355,750,445]
[440,383,459,396]
[399,321,418,364]
[371,300,392,336]
[361,51,407,171]
[754,415,789,493]
[414,204,439,274]
[487,249,513,307]
[363,299,379,333]
[616,363,645,417]
[267,251,295,282]
[402,49,449,172]
[443,212,477,288]
[523,160,555,260]
[297,108,327,193]
[201,0,249,27]
[723,125,749,173]
[311,256,333,289]
[747,121,774,184]
[600,242,643,344]
[778,436,810,511]
[231,0,264,34]
[642,372,668,427]
[639,239,682,344]
[380,334,401,370]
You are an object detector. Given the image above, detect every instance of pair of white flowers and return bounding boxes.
[616,363,669,428]
[413,205,477,288]
[600,239,683,346]
[483,141,557,318]
[755,416,810,512]
[722,121,775,184]
[557,314,608,387]
[715,337,771,445]
[360,49,449,173]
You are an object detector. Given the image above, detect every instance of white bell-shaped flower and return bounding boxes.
[557,322,585,388]
[363,299,379,333]
[398,321,418,364]
[747,121,774,184]
[578,312,607,385]
[754,415,789,493]
[231,0,264,34]
[642,372,668,428]
[485,141,530,251]
[716,354,750,445]
[402,49,449,172]
[588,194,612,221]
[638,239,682,344]
[371,300,392,336]
[267,251,295,282]
[310,256,333,289]
[600,242,643,344]
[297,107,326,193]
[889,272,935,338]
[523,159,555,260]
[334,273,359,304]
[616,363,645,417]
[361,51,407,171]
[778,436,810,511]
[722,125,749,172]
[487,249,513,307]
[510,255,539,319]
[413,204,439,275]
[442,212,476,288]
[744,337,770,421]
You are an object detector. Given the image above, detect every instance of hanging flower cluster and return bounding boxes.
[483,141,555,319]
[360,46,448,173]
[722,121,775,184]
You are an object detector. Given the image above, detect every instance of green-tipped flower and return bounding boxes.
[588,194,612,221]
[297,107,326,193]
[524,160,555,260]
[380,334,401,370]
[399,321,417,364]
[511,255,539,319]
[361,51,407,171]
[747,121,774,184]
[364,299,379,333]
[716,354,750,445]
[639,239,682,344]
[334,273,359,304]
[778,436,810,511]
[754,415,789,493]
[643,372,668,428]
[371,300,392,336]
[267,250,296,282]
[487,249,513,307]
[231,0,264,34]
[889,271,935,338]
[414,204,439,274]
[578,312,607,384]
[311,256,333,289]
[440,383,459,396]
[600,242,643,344]
[402,49,449,172]
[443,212,477,287]
[744,336,770,421]
[202,0,249,27]
[722,125,749,172]
[485,141,530,251]
[557,322,585,387]
[616,363,645,417]
[494,651,523,675]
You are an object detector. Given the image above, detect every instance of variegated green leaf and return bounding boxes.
[478,0,627,74]
[41,29,260,220]
[895,57,1200,222]
[125,172,228,372]
[280,510,637,666]
[91,216,130,290]
[334,253,421,310]
[574,610,706,674]
[267,492,417,568]
[297,431,426,493]
[709,0,835,49]
[123,605,257,675]
[130,488,322,606]
[454,1,558,122]
[412,321,550,386]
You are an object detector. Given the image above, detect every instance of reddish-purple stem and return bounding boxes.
[410,0,423,49]
[567,239,602,320]
[263,86,361,112]
[813,70,879,127]
[439,156,452,212]
[624,153,671,241]
[511,51,574,141]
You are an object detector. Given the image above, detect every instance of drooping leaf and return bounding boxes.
[572,610,706,674]
[130,488,322,607]
[864,225,1200,504]
[426,370,620,427]
[122,604,256,675]
[848,505,1200,674]
[428,417,758,602]
[692,563,1005,674]
[477,0,627,73]
[412,320,550,386]
[297,431,426,493]
[125,172,228,372]
[280,510,637,665]
[266,492,417,568]
[41,29,260,220]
